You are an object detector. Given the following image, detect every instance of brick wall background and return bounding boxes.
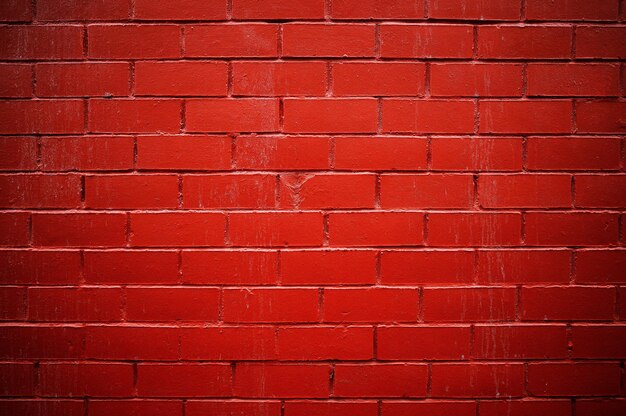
[1,0,626,415]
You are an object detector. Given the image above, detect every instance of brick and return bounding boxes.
[382,99,475,133]
[0,250,81,285]
[0,287,26,320]
[130,213,226,247]
[0,0,32,21]
[480,101,572,133]
[0,25,83,60]
[424,288,516,322]
[381,174,474,208]
[232,61,326,96]
[27,288,122,322]
[30,215,116,252]
[182,250,278,285]
[377,326,471,360]
[0,401,83,416]
[233,0,325,19]
[525,212,619,246]
[0,326,84,359]
[280,173,376,209]
[88,99,181,133]
[576,250,626,284]
[285,401,377,416]
[480,400,571,416]
[329,212,424,246]
[181,327,278,360]
[37,0,130,21]
[380,25,473,58]
[572,325,626,358]
[431,364,525,398]
[281,250,376,285]
[332,0,425,19]
[0,64,33,97]
[478,26,572,59]
[621,288,626,320]
[135,61,227,96]
[429,0,520,19]
[0,100,85,134]
[380,250,474,285]
[334,137,427,171]
[90,401,183,416]
[187,401,280,416]
[84,250,179,284]
[41,136,134,171]
[528,363,621,396]
[527,137,621,171]
[521,286,615,321]
[126,288,219,322]
[427,213,522,246]
[235,364,329,398]
[0,363,35,396]
[85,175,179,209]
[474,325,568,359]
[229,212,324,247]
[0,174,81,208]
[0,212,29,246]
[576,26,626,58]
[431,63,523,97]
[333,62,425,96]
[277,326,373,360]
[185,24,279,57]
[476,250,571,284]
[85,326,178,360]
[577,400,626,416]
[382,402,476,416]
[138,364,231,397]
[283,24,375,57]
[528,64,620,96]
[479,174,571,208]
[431,137,523,171]
[36,62,129,97]
[334,364,428,398]
[134,0,226,20]
[184,174,276,208]
[577,101,626,133]
[223,288,319,323]
[186,99,279,133]
[284,98,377,133]
[88,25,181,59]
[137,135,231,170]
[526,0,618,20]
[576,175,626,208]
[236,136,330,170]
[40,363,133,397]
[323,288,419,323]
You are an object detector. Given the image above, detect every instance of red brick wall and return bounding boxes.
[1,0,626,414]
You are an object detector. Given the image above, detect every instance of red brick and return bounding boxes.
[621,288,626,320]
[223,288,319,323]
[527,137,621,171]
[85,175,179,209]
[480,400,571,416]
[0,326,84,359]
[431,364,525,398]
[0,100,85,134]
[528,64,620,96]
[125,288,219,321]
[576,250,626,284]
[182,250,278,285]
[526,0,618,20]
[130,213,225,247]
[334,137,427,171]
[184,174,275,209]
[88,99,181,133]
[0,0,32,21]
[181,327,278,360]
[430,0,520,19]
[576,175,626,208]
[84,250,179,284]
[40,363,133,397]
[88,25,181,59]
[0,64,33,97]
[0,25,83,60]
[332,0,425,19]
[277,326,373,360]
[572,325,626,358]
[137,135,231,170]
[479,174,571,208]
[480,101,572,133]
[577,400,626,416]
[135,61,227,96]
[185,24,279,57]
[232,61,326,96]
[381,174,474,208]
[478,26,572,59]
[424,288,516,322]
[0,212,29,246]
[382,401,476,416]
[525,212,619,246]
[521,286,615,321]
[41,136,134,171]
[229,212,324,247]
[528,363,621,396]
[187,401,280,416]
[283,24,375,57]
[334,364,428,398]
[0,174,81,208]
[577,101,626,133]
[474,325,568,359]
[329,212,424,246]
[90,401,183,416]
[37,0,130,20]
[377,326,471,360]
[381,250,474,285]
[0,250,81,285]
[234,364,329,398]
[382,99,475,133]
[32,213,127,247]
[333,62,425,96]
[477,250,571,284]
[284,98,377,133]
[431,137,523,171]
[28,287,122,322]
[323,288,419,323]
[431,63,523,97]
[281,250,376,285]
[236,136,330,170]
[0,363,35,396]
[0,401,83,416]
[186,99,279,133]
[138,364,231,397]
[85,326,178,360]
[285,401,377,416]
[280,173,375,209]
[0,287,26,320]
[134,0,226,20]
[576,26,626,58]
[380,25,473,58]
[427,213,522,247]
[233,0,324,19]
[36,62,129,97]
